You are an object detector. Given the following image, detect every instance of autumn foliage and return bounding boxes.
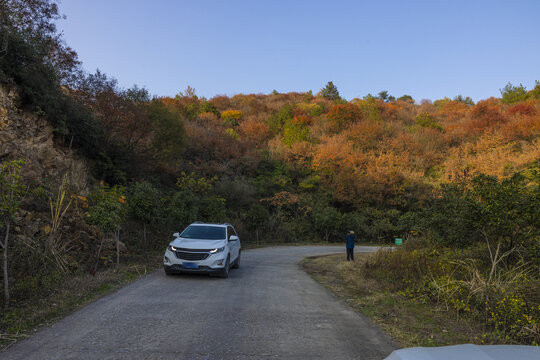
[326,103,363,130]
[221,109,244,126]
[3,0,538,344]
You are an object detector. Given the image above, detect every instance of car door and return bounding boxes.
[227,226,240,261]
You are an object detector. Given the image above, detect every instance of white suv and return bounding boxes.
[163,222,241,278]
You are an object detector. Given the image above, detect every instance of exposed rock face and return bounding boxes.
[1,85,111,272]
[0,84,93,195]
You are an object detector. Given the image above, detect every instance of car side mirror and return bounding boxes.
[229,235,238,242]
[173,232,180,238]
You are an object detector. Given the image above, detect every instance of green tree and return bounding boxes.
[421,183,480,247]
[87,185,128,271]
[471,173,539,256]
[198,195,227,222]
[0,160,26,304]
[529,80,540,100]
[378,90,389,102]
[433,97,452,108]
[199,101,220,117]
[311,205,343,242]
[453,94,475,105]
[243,203,270,245]
[128,181,160,250]
[320,81,340,101]
[176,172,216,194]
[415,112,443,131]
[163,190,198,231]
[124,85,151,103]
[176,85,197,99]
[283,123,310,146]
[360,207,401,243]
[267,104,293,134]
[363,93,376,101]
[146,100,185,163]
[0,0,79,89]
[500,83,528,104]
[164,172,226,228]
[397,94,415,103]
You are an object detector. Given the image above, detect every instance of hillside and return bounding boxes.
[0,0,539,346]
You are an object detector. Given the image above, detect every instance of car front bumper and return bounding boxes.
[163,264,223,274]
[163,248,226,274]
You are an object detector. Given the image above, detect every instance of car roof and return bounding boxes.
[188,222,232,228]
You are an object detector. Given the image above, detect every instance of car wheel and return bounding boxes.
[231,250,241,269]
[164,268,174,276]
[219,256,230,278]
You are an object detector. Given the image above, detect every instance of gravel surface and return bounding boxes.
[2,246,397,359]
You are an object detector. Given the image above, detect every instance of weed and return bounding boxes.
[302,249,539,346]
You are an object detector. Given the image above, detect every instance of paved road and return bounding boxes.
[2,246,397,359]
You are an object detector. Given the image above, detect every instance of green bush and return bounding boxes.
[364,243,540,344]
[267,105,293,134]
[415,112,443,131]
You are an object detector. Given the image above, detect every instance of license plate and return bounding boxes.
[182,262,198,269]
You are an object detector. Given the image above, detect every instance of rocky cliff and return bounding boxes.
[0,84,93,195]
[0,85,116,273]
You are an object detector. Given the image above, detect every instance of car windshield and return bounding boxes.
[180,225,226,240]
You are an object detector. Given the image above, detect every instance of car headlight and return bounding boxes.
[168,245,178,252]
[210,246,225,254]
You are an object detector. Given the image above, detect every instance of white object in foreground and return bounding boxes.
[385,344,540,360]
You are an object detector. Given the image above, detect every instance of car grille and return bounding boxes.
[175,251,210,261]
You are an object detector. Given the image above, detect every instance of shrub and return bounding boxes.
[221,109,244,126]
[282,123,309,146]
[225,128,239,139]
[364,244,540,344]
[507,102,537,116]
[292,115,312,126]
[415,112,443,131]
[210,95,232,110]
[199,101,220,117]
[326,103,362,130]
[296,103,323,117]
[238,117,271,143]
[470,98,507,131]
[0,159,26,304]
[146,100,186,163]
[86,184,128,270]
[243,203,270,244]
[127,181,160,248]
[267,105,293,134]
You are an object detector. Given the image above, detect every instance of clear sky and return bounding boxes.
[56,0,540,101]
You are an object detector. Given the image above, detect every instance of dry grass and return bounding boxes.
[300,253,485,347]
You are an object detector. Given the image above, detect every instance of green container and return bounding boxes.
[394,238,403,245]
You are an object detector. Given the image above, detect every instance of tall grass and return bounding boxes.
[47,173,73,273]
[362,242,540,344]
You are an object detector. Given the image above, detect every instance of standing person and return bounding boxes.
[346,230,355,261]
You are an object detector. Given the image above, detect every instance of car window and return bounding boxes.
[227,226,237,238]
[180,226,226,240]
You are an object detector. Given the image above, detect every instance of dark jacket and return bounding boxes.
[346,234,355,249]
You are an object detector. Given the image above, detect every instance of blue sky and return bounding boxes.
[57,0,540,101]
